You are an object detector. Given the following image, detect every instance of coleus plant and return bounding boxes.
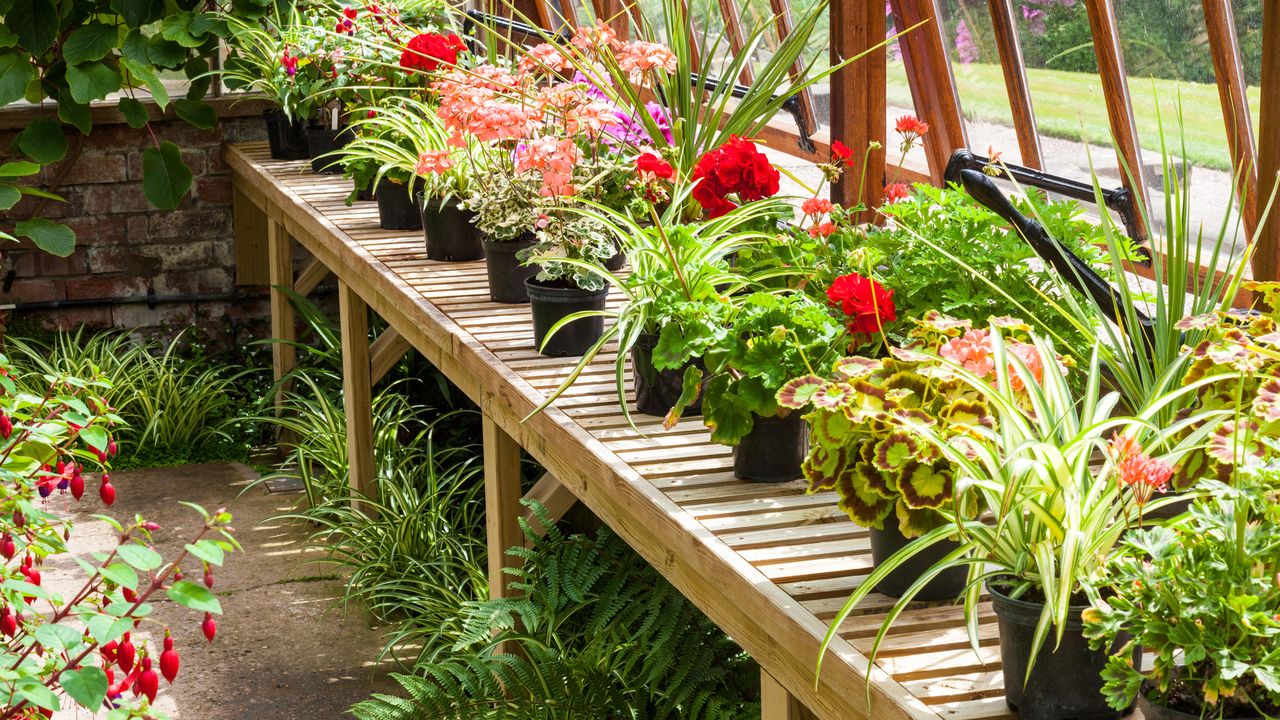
[1167,281,1280,487]
[0,359,238,717]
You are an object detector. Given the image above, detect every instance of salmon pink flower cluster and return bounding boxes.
[939,328,1056,392]
[415,150,454,176]
[1108,434,1174,506]
[515,137,582,197]
[615,40,678,85]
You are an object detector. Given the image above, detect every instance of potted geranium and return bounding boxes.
[666,291,845,482]
[817,322,1232,720]
[1082,469,1280,720]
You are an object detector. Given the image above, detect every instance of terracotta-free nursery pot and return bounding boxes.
[1135,683,1264,720]
[483,235,539,304]
[868,522,967,600]
[420,197,483,262]
[263,109,309,160]
[305,126,352,174]
[733,412,807,483]
[526,279,609,357]
[989,581,1127,720]
[375,180,421,231]
[631,332,703,417]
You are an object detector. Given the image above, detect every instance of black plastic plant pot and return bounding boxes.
[1135,684,1263,720]
[526,280,609,358]
[989,581,1128,720]
[305,126,351,174]
[733,412,807,483]
[263,109,309,160]
[355,180,374,202]
[631,332,703,417]
[482,236,539,304]
[603,239,626,271]
[375,180,422,231]
[868,522,968,600]
[420,196,483,262]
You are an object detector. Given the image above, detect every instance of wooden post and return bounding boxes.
[1257,0,1280,282]
[1083,0,1149,239]
[829,0,886,215]
[1202,0,1259,244]
[338,281,376,509]
[889,0,968,181]
[987,0,1043,169]
[267,219,296,435]
[760,670,818,720]
[483,416,524,600]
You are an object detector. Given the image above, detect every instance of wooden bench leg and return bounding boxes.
[520,472,577,544]
[483,416,523,600]
[339,280,376,510]
[761,670,819,720]
[267,218,296,454]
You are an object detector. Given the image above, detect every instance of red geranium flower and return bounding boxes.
[826,272,895,334]
[401,33,467,73]
[691,135,780,218]
[831,140,853,162]
[883,182,910,204]
[635,152,674,180]
[894,114,929,138]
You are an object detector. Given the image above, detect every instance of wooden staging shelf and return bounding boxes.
[226,141,1013,720]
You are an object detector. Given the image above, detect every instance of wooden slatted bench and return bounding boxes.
[226,140,1015,720]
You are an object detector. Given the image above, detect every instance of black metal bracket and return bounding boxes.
[948,159,1155,348]
[461,10,816,154]
[944,149,1146,247]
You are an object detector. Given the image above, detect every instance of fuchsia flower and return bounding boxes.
[281,49,298,77]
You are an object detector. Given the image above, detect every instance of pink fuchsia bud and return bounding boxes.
[70,473,84,501]
[159,634,179,683]
[0,608,16,637]
[0,534,14,560]
[0,411,12,439]
[100,480,115,507]
[11,510,22,528]
[203,566,214,589]
[101,640,119,664]
[143,522,160,531]
[122,587,138,603]
[118,634,135,673]
[138,658,158,703]
[108,439,117,456]
[201,613,217,643]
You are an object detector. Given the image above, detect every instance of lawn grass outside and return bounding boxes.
[886,62,1262,172]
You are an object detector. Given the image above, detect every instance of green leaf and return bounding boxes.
[160,12,202,48]
[185,539,225,566]
[14,218,75,257]
[86,615,133,645]
[61,667,108,711]
[34,623,82,651]
[0,161,39,177]
[167,579,221,613]
[174,98,216,129]
[67,61,123,104]
[15,679,59,712]
[119,56,168,109]
[0,185,19,211]
[63,23,119,65]
[99,561,137,590]
[116,543,162,571]
[184,56,210,99]
[5,0,58,54]
[776,374,824,409]
[79,424,109,452]
[14,118,67,164]
[0,53,35,106]
[57,89,92,134]
[142,141,192,210]
[118,97,149,128]
[111,0,164,27]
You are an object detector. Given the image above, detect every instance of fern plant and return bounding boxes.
[351,502,760,720]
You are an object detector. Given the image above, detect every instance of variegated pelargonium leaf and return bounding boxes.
[872,431,918,472]
[811,382,853,409]
[896,460,953,509]
[841,380,891,423]
[894,501,948,539]
[810,408,854,446]
[1254,377,1280,424]
[941,398,993,431]
[776,374,825,409]
[1174,313,1219,331]
[1256,332,1280,349]
[834,462,894,528]
[801,444,847,493]
[1243,280,1280,320]
[883,371,930,409]
[832,356,880,381]
[859,461,895,497]
[1206,418,1265,466]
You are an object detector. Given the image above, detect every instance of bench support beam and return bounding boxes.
[369,327,412,385]
[761,670,818,720]
[339,281,376,509]
[520,472,577,543]
[484,416,524,600]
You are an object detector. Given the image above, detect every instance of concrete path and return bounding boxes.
[43,462,400,719]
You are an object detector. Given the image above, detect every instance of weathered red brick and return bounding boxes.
[6,278,66,304]
[65,275,149,301]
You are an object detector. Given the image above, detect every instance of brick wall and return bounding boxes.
[0,100,278,347]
